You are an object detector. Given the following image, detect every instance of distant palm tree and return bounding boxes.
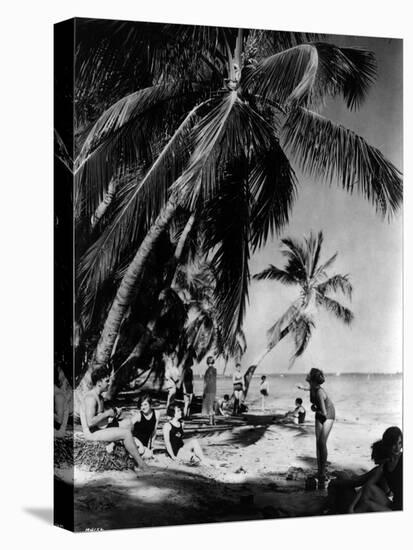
[245,231,353,394]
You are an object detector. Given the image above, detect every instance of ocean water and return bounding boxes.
[193,372,403,431]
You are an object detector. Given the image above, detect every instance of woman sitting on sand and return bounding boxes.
[306,368,335,489]
[130,394,161,459]
[329,427,403,513]
[163,404,222,467]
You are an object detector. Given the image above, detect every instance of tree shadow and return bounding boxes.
[72,466,328,532]
[211,425,270,447]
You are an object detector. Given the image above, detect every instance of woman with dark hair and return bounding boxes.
[381,426,403,510]
[328,439,391,513]
[131,394,161,459]
[306,367,335,489]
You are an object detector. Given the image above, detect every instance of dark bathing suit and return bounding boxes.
[310,388,335,424]
[260,388,268,396]
[183,369,194,395]
[169,421,184,456]
[298,410,306,424]
[383,453,403,510]
[132,411,156,447]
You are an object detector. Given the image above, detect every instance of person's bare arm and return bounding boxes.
[317,389,328,416]
[54,405,69,438]
[84,394,113,428]
[297,385,310,391]
[149,411,160,449]
[163,423,177,460]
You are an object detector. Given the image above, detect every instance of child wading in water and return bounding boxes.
[259,375,269,411]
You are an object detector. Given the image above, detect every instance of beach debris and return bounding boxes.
[234,466,247,474]
[286,466,306,481]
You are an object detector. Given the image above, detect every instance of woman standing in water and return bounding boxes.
[306,367,335,489]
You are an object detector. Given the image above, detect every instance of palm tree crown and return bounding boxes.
[253,231,353,365]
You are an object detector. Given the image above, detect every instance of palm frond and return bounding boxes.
[243,42,376,109]
[279,236,309,283]
[253,265,297,285]
[77,102,207,304]
[316,274,353,299]
[289,312,315,366]
[172,92,274,208]
[201,159,251,350]
[282,108,402,217]
[249,139,297,250]
[308,230,324,279]
[316,294,354,324]
[54,129,73,172]
[313,252,338,282]
[74,83,201,220]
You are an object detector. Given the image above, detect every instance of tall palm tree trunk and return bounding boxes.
[243,325,291,398]
[91,196,179,373]
[104,212,196,398]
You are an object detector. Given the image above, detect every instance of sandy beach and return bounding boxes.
[53,373,402,531]
[57,412,378,531]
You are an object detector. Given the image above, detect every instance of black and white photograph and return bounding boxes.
[52,14,403,533]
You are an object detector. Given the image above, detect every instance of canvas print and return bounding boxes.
[54,18,403,532]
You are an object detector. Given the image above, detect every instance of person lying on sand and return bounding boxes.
[163,404,224,467]
[130,394,161,459]
[284,398,306,424]
[80,365,147,470]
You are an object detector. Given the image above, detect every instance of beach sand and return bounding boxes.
[60,414,377,532]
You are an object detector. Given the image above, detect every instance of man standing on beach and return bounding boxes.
[202,356,217,425]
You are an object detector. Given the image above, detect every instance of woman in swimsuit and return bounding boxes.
[232,363,245,415]
[130,394,160,459]
[163,404,222,467]
[306,367,335,489]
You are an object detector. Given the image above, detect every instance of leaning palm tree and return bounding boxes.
[73,23,401,383]
[245,231,353,395]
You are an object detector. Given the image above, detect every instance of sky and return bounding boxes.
[197,34,403,375]
[241,34,403,374]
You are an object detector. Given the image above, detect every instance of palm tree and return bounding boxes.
[72,23,401,383]
[245,231,353,394]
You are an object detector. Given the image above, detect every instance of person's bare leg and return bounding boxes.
[318,420,334,484]
[119,417,133,430]
[183,395,189,418]
[315,421,322,477]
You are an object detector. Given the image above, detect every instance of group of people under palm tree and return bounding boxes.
[78,365,221,471]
